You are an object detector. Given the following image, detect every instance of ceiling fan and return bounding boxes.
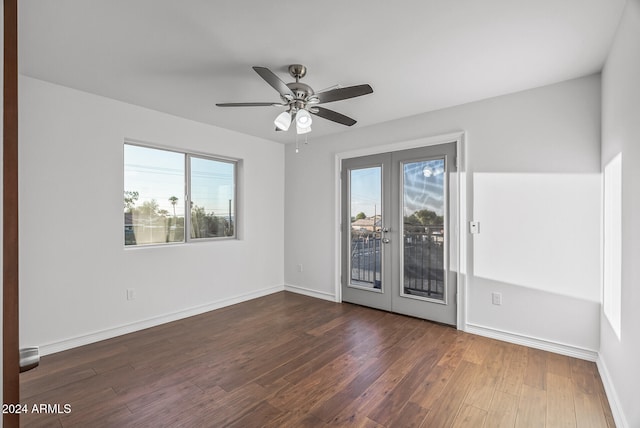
[216,64,373,134]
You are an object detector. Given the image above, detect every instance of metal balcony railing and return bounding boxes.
[350,226,445,299]
[403,229,445,300]
[350,234,382,288]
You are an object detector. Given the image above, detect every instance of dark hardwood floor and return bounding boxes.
[20,291,614,427]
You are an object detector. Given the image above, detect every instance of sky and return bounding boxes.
[124,144,234,216]
[350,167,381,218]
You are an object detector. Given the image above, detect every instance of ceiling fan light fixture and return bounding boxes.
[274,111,292,131]
[296,124,312,135]
[296,109,312,129]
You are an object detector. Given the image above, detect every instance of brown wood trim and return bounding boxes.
[3,0,20,426]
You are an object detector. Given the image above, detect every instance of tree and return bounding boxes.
[355,212,366,221]
[404,208,443,233]
[415,209,443,226]
[124,191,139,212]
[138,199,160,218]
[169,196,178,217]
[167,196,180,242]
[190,205,232,238]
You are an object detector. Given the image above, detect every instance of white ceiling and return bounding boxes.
[19,0,625,144]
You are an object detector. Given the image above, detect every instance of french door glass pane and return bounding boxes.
[349,166,382,290]
[402,159,446,301]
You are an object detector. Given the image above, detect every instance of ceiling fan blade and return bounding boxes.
[216,102,284,107]
[316,84,373,104]
[253,66,295,98]
[311,106,357,126]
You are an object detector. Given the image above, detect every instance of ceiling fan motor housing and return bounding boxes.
[284,81,316,111]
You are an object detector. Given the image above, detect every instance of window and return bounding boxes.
[124,143,236,246]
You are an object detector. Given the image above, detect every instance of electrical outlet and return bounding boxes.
[127,288,136,301]
[297,264,303,272]
[491,292,502,305]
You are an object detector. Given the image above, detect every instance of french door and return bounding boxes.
[341,143,457,325]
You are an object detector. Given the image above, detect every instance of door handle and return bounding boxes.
[382,238,390,244]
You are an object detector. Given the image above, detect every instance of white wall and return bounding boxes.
[18,76,285,354]
[285,74,602,355]
[599,1,640,426]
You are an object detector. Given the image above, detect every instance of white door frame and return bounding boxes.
[334,131,468,329]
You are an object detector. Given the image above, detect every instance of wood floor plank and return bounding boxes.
[406,327,462,410]
[20,367,97,400]
[406,364,448,410]
[571,358,598,395]
[330,404,386,427]
[421,360,479,427]
[253,334,346,388]
[226,401,285,428]
[214,333,310,391]
[464,340,508,411]
[496,343,527,396]
[515,383,547,428]
[524,347,547,390]
[594,373,616,428]
[546,351,573,379]
[451,403,487,428]
[310,351,400,423]
[263,410,330,428]
[462,335,490,365]
[436,330,473,370]
[546,372,577,427]
[485,390,518,428]
[18,292,614,427]
[21,414,63,428]
[574,388,609,428]
[384,401,429,428]
[366,324,445,425]
[176,382,267,427]
[268,352,364,414]
[124,386,225,428]
[21,363,135,409]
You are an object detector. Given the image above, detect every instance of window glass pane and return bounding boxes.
[402,158,446,301]
[190,156,235,239]
[349,166,382,289]
[124,145,185,246]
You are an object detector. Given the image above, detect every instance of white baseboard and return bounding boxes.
[596,356,629,428]
[465,323,598,361]
[39,285,285,356]
[284,283,337,302]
